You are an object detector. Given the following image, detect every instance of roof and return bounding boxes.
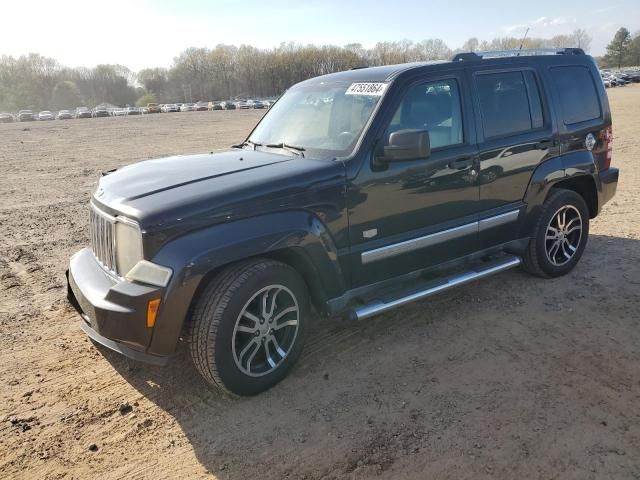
[298,48,588,86]
[299,61,447,85]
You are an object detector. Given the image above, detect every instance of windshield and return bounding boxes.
[248,81,384,159]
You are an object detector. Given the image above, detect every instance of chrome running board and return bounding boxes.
[351,255,521,320]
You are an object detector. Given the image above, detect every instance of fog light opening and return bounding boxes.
[147,299,161,328]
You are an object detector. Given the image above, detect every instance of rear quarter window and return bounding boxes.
[550,66,601,125]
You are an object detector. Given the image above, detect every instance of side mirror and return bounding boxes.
[380,129,430,163]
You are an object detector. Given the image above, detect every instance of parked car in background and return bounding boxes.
[162,104,180,113]
[126,107,140,115]
[38,110,54,121]
[112,108,128,117]
[180,103,196,112]
[235,100,250,109]
[75,107,92,119]
[0,112,15,123]
[626,70,640,82]
[221,101,236,110]
[17,110,36,122]
[175,103,184,111]
[147,103,161,114]
[56,110,73,120]
[93,106,110,118]
[248,100,265,109]
[615,73,631,85]
[208,101,223,110]
[194,102,208,111]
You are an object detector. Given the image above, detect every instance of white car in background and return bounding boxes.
[38,110,54,120]
[180,103,196,112]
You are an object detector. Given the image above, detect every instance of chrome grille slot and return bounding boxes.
[89,203,118,275]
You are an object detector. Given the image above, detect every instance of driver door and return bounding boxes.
[346,72,482,287]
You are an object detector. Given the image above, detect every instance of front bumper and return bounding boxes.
[67,248,168,365]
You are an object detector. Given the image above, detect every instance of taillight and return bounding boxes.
[601,126,613,171]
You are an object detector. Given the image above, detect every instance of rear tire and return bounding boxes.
[522,188,590,278]
[188,259,309,396]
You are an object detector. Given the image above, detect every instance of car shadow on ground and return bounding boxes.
[102,233,640,478]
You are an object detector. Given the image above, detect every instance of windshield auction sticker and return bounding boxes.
[345,82,388,96]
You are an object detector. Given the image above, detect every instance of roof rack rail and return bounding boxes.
[451,47,585,62]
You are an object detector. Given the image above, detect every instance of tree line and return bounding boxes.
[602,28,640,68]
[0,27,636,112]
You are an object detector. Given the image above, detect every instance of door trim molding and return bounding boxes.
[478,209,520,232]
[361,209,520,264]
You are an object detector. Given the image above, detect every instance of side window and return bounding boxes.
[550,66,601,125]
[475,70,544,138]
[387,78,463,150]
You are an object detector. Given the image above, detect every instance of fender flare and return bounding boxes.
[521,151,598,237]
[147,210,345,355]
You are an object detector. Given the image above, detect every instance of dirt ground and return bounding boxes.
[1,88,639,480]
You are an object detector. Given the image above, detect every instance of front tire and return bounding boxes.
[522,188,590,278]
[188,259,309,395]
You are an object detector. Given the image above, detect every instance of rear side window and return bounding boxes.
[475,70,544,138]
[550,66,601,125]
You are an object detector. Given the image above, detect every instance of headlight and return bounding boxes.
[115,218,143,275]
[125,260,173,287]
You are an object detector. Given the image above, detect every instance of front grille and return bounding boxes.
[89,203,118,275]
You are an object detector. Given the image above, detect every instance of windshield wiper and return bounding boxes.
[264,142,305,157]
[232,139,262,150]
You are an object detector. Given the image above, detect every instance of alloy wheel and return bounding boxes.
[232,285,300,377]
[545,205,583,266]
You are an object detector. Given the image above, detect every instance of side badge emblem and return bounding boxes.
[363,229,378,239]
[585,133,596,151]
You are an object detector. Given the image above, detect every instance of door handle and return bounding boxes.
[448,157,474,170]
[534,140,553,150]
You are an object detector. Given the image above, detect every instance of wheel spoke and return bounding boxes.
[273,306,297,323]
[236,324,256,334]
[565,217,580,230]
[561,240,572,259]
[564,239,577,252]
[548,240,561,261]
[238,338,259,364]
[267,288,281,318]
[265,340,276,368]
[261,291,269,318]
[246,341,260,372]
[271,335,287,358]
[558,209,567,229]
[566,225,581,235]
[242,310,260,324]
[274,319,298,331]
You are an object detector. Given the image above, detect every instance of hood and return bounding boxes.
[93,149,345,230]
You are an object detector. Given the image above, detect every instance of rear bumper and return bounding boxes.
[599,167,619,211]
[67,248,169,365]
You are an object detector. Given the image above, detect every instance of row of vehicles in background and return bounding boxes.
[159,99,273,112]
[0,107,119,122]
[0,98,275,123]
[600,69,640,88]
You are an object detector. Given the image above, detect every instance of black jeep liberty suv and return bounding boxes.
[68,48,619,395]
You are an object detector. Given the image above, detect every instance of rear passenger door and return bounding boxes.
[470,67,558,249]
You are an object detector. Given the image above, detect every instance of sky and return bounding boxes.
[1,0,638,71]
